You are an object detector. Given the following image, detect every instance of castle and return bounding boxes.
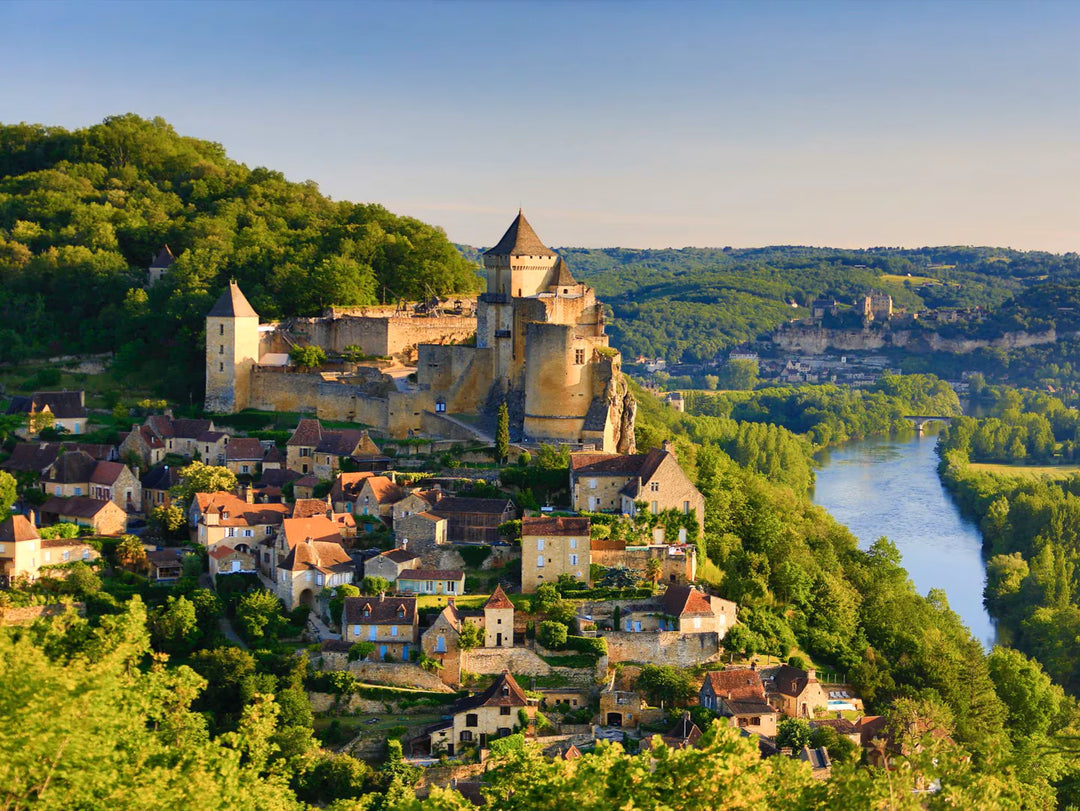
[205,211,635,453]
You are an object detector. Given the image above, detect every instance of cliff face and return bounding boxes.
[604,373,637,455]
[773,325,1058,355]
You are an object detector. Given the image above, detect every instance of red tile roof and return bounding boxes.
[280,539,352,573]
[702,669,767,701]
[662,585,716,617]
[90,461,127,486]
[287,418,323,447]
[483,585,514,610]
[281,516,342,549]
[0,515,39,543]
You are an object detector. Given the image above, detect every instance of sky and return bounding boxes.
[0,0,1077,252]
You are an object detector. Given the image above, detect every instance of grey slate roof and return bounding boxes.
[208,282,259,318]
[483,211,556,258]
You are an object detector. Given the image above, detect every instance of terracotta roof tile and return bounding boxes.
[452,671,529,712]
[702,669,767,701]
[281,516,342,548]
[291,498,330,519]
[662,585,715,617]
[0,515,39,543]
[89,461,127,486]
[287,418,323,447]
[40,495,115,519]
[226,438,265,461]
[280,539,352,573]
[483,585,514,610]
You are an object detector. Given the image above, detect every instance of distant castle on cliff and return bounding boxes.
[204,211,635,453]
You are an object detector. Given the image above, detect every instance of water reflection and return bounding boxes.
[812,431,995,648]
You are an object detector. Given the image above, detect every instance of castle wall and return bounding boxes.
[293,314,476,358]
[417,345,494,414]
[522,322,593,444]
[249,370,390,427]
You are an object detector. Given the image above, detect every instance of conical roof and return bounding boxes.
[484,584,514,610]
[483,210,556,258]
[551,257,577,286]
[208,281,259,318]
[151,245,176,267]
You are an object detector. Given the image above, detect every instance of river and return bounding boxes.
[812,431,995,648]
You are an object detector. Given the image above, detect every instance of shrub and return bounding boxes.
[563,635,607,656]
[348,641,375,662]
[459,545,491,569]
[489,733,525,758]
[537,621,568,650]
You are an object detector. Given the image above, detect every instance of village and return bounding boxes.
[0,214,932,800]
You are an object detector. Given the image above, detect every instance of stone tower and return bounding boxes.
[205,282,260,413]
[482,584,515,648]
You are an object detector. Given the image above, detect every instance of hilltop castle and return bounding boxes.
[205,211,635,453]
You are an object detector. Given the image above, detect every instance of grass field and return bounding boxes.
[969,462,1080,480]
[880,273,943,286]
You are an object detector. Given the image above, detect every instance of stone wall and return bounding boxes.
[774,324,1059,356]
[291,311,477,358]
[602,630,721,668]
[462,647,599,686]
[318,652,455,692]
[0,603,83,625]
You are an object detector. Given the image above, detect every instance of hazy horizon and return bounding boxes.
[1,0,1076,253]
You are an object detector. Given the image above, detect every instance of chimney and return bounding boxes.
[27,509,36,527]
[379,592,386,602]
[241,483,254,504]
[305,536,314,546]
[662,439,675,456]
[807,668,817,682]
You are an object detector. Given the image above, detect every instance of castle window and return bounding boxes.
[219,324,224,335]
[574,349,585,365]
[219,363,224,372]
[219,345,224,354]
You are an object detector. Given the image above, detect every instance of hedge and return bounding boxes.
[563,635,607,656]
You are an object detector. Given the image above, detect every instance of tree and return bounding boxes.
[458,621,483,651]
[348,640,376,661]
[495,402,510,464]
[150,595,198,655]
[0,471,16,521]
[644,557,663,587]
[537,621,568,650]
[776,717,811,750]
[289,344,327,370]
[986,646,1062,738]
[150,503,185,538]
[115,534,147,571]
[235,589,284,644]
[171,461,237,506]
[329,583,360,626]
[636,664,695,708]
[359,575,390,596]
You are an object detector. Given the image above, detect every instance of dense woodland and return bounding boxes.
[937,388,1080,702]
[0,115,481,397]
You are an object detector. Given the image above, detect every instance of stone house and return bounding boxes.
[662,585,736,636]
[189,491,289,549]
[208,543,258,578]
[225,438,265,477]
[146,548,185,582]
[520,515,590,593]
[599,669,663,729]
[354,476,405,520]
[118,424,167,469]
[699,669,779,738]
[1,442,116,479]
[393,511,447,547]
[569,441,705,534]
[421,602,465,686]
[140,465,181,515]
[147,244,175,285]
[139,415,219,460]
[329,471,376,513]
[642,712,704,751]
[89,461,142,513]
[391,490,436,523]
[427,671,533,756]
[6,390,88,437]
[38,496,127,535]
[589,539,697,586]
[342,593,419,661]
[276,537,354,610]
[285,419,389,480]
[481,585,515,649]
[394,568,464,596]
[425,494,515,544]
[285,419,322,476]
[266,515,350,577]
[364,548,421,584]
[0,514,98,583]
[40,450,97,498]
[763,665,831,719]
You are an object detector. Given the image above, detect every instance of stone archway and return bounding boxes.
[299,588,314,608]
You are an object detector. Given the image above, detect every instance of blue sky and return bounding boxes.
[1,0,1077,251]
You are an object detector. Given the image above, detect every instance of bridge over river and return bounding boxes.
[903,415,954,433]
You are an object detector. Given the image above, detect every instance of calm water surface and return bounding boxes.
[812,432,995,647]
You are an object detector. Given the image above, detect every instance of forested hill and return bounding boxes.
[0,115,482,397]
[458,243,1080,364]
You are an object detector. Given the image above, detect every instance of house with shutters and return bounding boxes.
[329,471,376,513]
[140,464,181,515]
[364,548,421,584]
[0,513,99,584]
[699,668,779,738]
[138,414,220,460]
[189,491,289,549]
[208,543,258,578]
[38,452,139,514]
[354,476,405,520]
[1,442,117,479]
[520,515,590,593]
[37,496,128,536]
[285,419,389,479]
[276,537,354,610]
[569,441,705,535]
[342,593,419,661]
[225,438,266,477]
[394,568,465,597]
[426,671,533,756]
[118,424,167,468]
[265,514,350,577]
[6,391,88,437]
[421,602,466,686]
[763,665,832,719]
[88,461,142,513]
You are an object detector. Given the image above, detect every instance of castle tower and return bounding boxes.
[147,245,175,286]
[478,211,559,383]
[205,282,260,413]
[482,585,515,648]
